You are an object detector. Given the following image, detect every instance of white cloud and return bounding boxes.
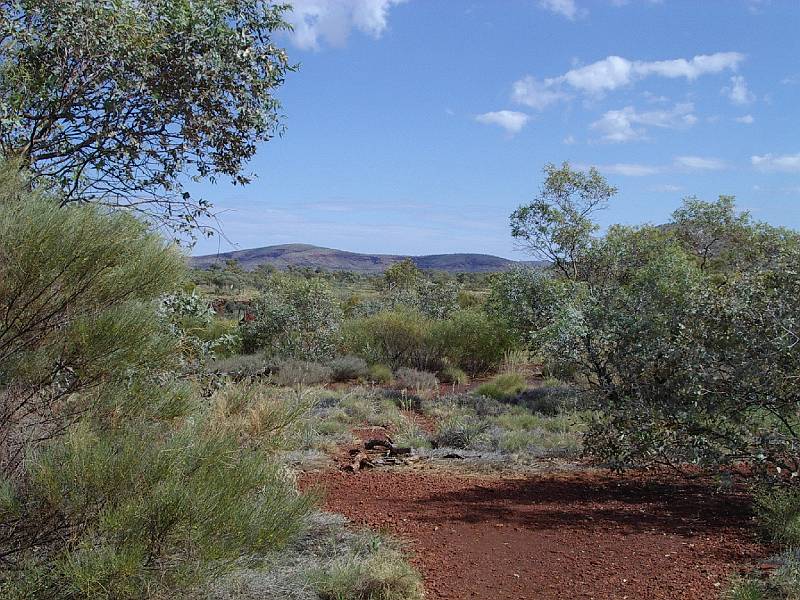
[650,184,684,193]
[562,134,576,145]
[723,75,755,105]
[475,110,530,135]
[592,163,662,176]
[674,156,728,171]
[591,103,696,142]
[582,155,729,177]
[538,0,580,19]
[511,76,569,109]
[286,0,406,49]
[751,153,800,172]
[511,52,744,109]
[735,114,755,124]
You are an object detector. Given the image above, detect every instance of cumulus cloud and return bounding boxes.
[538,0,581,19]
[751,153,800,172]
[511,52,744,109]
[286,0,406,49]
[511,76,570,109]
[723,75,756,105]
[591,103,696,142]
[475,110,530,135]
[674,156,728,171]
[735,114,755,124]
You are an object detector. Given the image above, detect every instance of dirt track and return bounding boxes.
[302,468,765,599]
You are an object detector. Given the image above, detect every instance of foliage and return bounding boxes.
[310,534,424,600]
[475,372,527,400]
[512,188,800,477]
[342,310,442,371]
[510,162,617,280]
[486,267,571,347]
[393,367,439,392]
[159,291,240,363]
[0,0,294,234]
[368,364,393,385]
[432,414,488,449]
[273,359,333,388]
[431,309,516,375]
[242,276,343,361]
[755,488,800,549]
[207,353,270,380]
[383,259,421,292]
[0,172,314,598]
[0,165,184,479]
[439,365,470,386]
[328,356,369,382]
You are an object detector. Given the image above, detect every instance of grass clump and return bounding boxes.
[755,487,800,549]
[310,535,424,600]
[439,365,469,386]
[475,372,527,400]
[275,359,333,387]
[432,414,488,449]
[368,364,393,385]
[329,355,370,382]
[208,353,269,379]
[394,367,438,393]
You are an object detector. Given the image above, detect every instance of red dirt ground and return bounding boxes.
[300,468,766,600]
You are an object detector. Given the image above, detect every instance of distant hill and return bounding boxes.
[190,243,541,274]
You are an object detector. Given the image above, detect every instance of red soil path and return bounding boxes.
[301,468,765,600]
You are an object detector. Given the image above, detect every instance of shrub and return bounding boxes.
[755,488,800,548]
[475,372,527,400]
[274,359,333,387]
[341,310,443,371]
[328,355,369,382]
[207,353,269,379]
[241,275,343,360]
[368,364,393,385]
[310,535,424,600]
[439,365,470,386]
[514,383,579,416]
[394,367,439,392]
[432,415,488,449]
[0,170,321,597]
[431,309,516,375]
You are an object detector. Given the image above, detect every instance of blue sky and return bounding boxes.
[190,0,800,259]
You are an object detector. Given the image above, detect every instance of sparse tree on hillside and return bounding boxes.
[384,258,421,291]
[510,162,617,280]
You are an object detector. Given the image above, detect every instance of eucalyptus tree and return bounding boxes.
[0,0,295,235]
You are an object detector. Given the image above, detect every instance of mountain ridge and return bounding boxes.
[190,243,540,274]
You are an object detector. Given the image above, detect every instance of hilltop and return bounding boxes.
[190,243,539,274]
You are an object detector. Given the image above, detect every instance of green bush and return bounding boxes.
[241,275,343,360]
[342,310,443,371]
[439,365,470,386]
[368,364,393,385]
[475,372,527,400]
[755,488,800,548]
[0,170,315,597]
[431,309,516,375]
[328,355,370,382]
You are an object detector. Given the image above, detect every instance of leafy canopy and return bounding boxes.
[0,0,294,235]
